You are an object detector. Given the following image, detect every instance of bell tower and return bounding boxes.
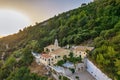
[54,39,59,47]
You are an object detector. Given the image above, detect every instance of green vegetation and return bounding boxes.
[56,60,65,66]
[89,21,120,79]
[69,68,75,74]
[0,0,120,79]
[75,76,79,80]
[0,43,48,80]
[6,67,47,80]
[56,52,82,66]
[68,52,82,64]
[59,76,70,80]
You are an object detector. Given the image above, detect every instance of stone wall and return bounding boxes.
[86,59,112,80]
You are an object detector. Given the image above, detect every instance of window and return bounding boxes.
[80,55,81,57]
[52,49,54,51]
[58,56,60,58]
[48,59,50,61]
[46,48,50,52]
[51,59,53,61]
[55,56,57,59]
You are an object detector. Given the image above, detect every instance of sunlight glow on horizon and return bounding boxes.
[0,0,92,36]
[0,9,32,36]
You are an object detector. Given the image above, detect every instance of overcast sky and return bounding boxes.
[0,0,93,36]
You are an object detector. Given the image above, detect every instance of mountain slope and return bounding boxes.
[0,0,120,79]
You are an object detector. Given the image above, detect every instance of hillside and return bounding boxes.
[0,0,120,80]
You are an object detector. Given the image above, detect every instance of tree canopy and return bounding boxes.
[0,0,120,79]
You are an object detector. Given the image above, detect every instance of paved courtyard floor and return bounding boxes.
[67,70,96,80]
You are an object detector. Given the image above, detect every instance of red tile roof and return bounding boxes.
[41,54,52,58]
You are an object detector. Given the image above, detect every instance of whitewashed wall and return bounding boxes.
[86,59,112,80]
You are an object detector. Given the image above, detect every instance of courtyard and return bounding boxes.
[67,70,96,80]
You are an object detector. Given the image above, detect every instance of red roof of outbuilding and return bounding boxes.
[41,54,52,58]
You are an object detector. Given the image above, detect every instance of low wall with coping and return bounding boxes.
[86,59,112,80]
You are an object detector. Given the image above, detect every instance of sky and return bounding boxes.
[0,0,93,36]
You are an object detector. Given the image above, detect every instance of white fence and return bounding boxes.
[86,59,112,80]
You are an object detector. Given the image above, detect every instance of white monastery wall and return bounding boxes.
[86,59,112,80]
